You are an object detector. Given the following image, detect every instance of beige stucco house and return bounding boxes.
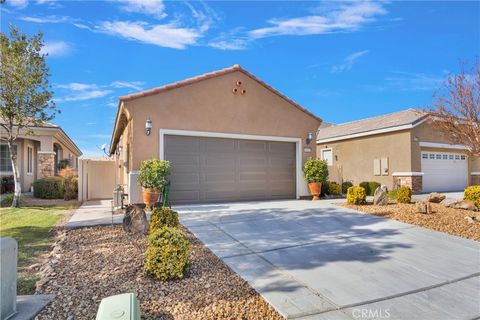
[109,65,322,204]
[317,109,480,193]
[0,122,82,192]
[108,66,476,205]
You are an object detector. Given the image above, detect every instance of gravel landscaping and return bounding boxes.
[339,202,480,241]
[36,225,282,320]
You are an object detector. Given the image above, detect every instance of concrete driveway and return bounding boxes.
[176,200,480,320]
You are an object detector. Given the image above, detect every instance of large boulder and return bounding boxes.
[449,200,477,211]
[123,204,149,235]
[425,192,446,203]
[373,185,389,206]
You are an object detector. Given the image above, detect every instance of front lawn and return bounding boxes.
[0,204,76,294]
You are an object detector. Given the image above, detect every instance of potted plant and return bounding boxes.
[137,158,171,208]
[303,158,328,200]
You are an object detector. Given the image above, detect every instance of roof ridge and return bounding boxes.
[329,108,422,128]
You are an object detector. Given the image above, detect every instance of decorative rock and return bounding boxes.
[465,216,475,224]
[440,198,458,207]
[373,185,389,206]
[450,200,477,211]
[425,192,446,203]
[415,201,432,214]
[122,204,149,235]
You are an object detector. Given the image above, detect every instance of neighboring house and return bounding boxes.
[317,109,480,193]
[0,122,82,192]
[109,65,322,204]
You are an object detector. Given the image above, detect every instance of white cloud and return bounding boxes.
[41,41,72,57]
[110,81,145,91]
[249,1,387,38]
[331,50,369,73]
[57,83,98,91]
[209,38,248,50]
[56,90,113,102]
[20,15,70,23]
[8,0,28,9]
[120,0,166,19]
[385,71,444,91]
[97,20,202,49]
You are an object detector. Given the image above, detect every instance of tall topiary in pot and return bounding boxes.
[303,158,328,200]
[138,158,171,208]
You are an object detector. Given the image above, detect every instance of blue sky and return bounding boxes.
[1,0,479,157]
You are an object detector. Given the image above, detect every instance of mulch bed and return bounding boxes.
[36,226,282,320]
[338,202,480,241]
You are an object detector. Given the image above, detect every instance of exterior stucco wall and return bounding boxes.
[118,70,321,200]
[316,130,412,190]
[53,137,79,169]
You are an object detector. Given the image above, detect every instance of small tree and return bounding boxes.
[426,61,480,156]
[0,26,57,207]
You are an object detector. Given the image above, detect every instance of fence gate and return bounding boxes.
[78,158,116,201]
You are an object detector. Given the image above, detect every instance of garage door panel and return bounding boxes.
[165,135,296,204]
[421,152,468,193]
[165,136,200,152]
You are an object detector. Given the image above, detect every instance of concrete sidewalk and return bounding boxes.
[65,200,122,229]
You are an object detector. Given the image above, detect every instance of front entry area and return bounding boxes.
[421,151,468,192]
[164,135,296,204]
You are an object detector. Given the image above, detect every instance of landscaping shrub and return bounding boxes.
[321,181,329,196]
[359,181,381,196]
[33,176,65,199]
[396,186,412,203]
[342,181,353,194]
[347,186,366,205]
[387,190,398,200]
[303,158,328,184]
[0,193,24,207]
[144,226,190,281]
[59,167,78,200]
[464,185,480,207]
[138,158,171,190]
[368,182,381,196]
[328,182,341,195]
[150,207,179,233]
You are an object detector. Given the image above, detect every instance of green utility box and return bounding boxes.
[96,293,140,320]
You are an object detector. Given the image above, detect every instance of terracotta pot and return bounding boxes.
[308,182,322,200]
[142,187,161,208]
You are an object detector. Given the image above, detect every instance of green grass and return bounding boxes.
[0,205,72,267]
[18,274,41,295]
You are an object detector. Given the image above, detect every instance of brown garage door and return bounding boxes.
[165,135,296,204]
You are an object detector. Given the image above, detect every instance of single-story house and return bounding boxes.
[108,66,477,205]
[317,109,480,193]
[109,65,322,204]
[0,122,82,192]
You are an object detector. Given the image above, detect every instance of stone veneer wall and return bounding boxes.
[393,175,422,193]
[471,175,480,186]
[38,152,55,178]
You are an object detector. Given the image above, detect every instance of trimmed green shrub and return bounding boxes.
[150,207,179,233]
[328,182,341,195]
[347,186,366,205]
[387,190,398,200]
[464,185,480,207]
[342,181,353,194]
[0,193,24,207]
[396,186,412,204]
[368,182,381,196]
[145,226,190,281]
[359,181,381,196]
[303,158,328,184]
[33,176,65,199]
[138,158,171,189]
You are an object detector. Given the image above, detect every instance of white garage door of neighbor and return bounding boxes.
[421,151,468,193]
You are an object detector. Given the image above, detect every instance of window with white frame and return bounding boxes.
[0,144,16,172]
[27,146,33,174]
[321,148,333,166]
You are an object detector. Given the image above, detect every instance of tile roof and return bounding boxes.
[118,64,321,122]
[317,109,428,142]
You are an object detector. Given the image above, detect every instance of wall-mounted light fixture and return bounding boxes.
[145,118,152,136]
[306,132,313,145]
[116,145,123,158]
